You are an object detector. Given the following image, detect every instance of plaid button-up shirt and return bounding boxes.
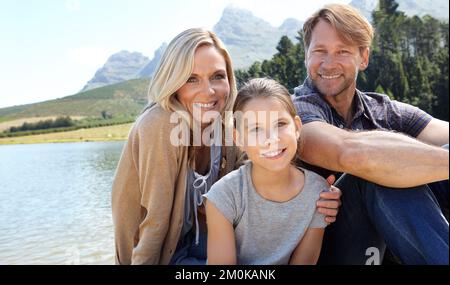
[293,78,432,137]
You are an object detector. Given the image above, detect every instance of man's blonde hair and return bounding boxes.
[148,28,237,118]
[302,4,374,52]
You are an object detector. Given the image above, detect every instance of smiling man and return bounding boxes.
[293,4,449,264]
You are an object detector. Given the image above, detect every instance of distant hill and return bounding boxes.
[82,6,302,89]
[138,43,168,78]
[213,6,303,69]
[0,79,149,122]
[350,0,449,21]
[80,51,149,92]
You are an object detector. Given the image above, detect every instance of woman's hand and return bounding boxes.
[317,175,342,224]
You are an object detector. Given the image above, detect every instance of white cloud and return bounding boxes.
[65,0,81,12]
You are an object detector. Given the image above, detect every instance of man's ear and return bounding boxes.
[359,47,370,71]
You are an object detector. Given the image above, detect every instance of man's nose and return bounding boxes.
[321,54,337,67]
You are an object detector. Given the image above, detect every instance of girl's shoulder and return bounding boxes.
[301,168,330,194]
[213,163,248,190]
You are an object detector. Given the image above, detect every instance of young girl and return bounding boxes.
[203,78,329,265]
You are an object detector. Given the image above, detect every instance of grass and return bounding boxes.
[0,123,134,145]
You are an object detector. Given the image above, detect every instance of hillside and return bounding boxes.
[0,79,149,122]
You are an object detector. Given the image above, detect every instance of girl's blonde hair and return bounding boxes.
[148,28,237,120]
[302,4,374,52]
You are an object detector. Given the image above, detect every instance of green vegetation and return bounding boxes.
[0,78,150,121]
[235,0,449,121]
[0,114,136,138]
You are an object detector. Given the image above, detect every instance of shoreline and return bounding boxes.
[0,123,133,145]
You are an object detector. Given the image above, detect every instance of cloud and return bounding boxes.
[65,0,81,12]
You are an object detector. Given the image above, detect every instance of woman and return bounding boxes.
[111,28,341,265]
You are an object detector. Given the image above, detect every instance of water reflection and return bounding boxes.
[0,141,125,264]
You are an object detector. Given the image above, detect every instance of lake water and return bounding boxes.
[0,141,126,264]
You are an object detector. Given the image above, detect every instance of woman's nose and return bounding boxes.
[200,80,215,96]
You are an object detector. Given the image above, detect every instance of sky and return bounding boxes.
[0,0,351,108]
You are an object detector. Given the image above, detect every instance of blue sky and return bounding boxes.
[0,0,350,108]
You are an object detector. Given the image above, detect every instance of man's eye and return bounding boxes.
[277,121,287,127]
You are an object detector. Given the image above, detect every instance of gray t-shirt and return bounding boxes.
[203,161,328,265]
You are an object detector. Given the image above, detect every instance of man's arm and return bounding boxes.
[299,122,449,188]
[417,118,449,147]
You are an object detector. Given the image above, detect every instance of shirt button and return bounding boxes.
[339,124,344,129]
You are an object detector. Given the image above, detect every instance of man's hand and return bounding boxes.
[317,175,342,224]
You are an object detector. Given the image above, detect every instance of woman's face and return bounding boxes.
[177,45,230,127]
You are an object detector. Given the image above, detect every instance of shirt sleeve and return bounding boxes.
[203,177,238,225]
[293,94,331,125]
[390,100,433,138]
[309,211,328,229]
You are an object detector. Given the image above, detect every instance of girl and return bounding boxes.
[204,78,329,265]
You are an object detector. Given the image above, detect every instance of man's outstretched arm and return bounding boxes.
[299,122,449,188]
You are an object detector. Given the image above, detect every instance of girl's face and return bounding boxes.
[235,97,302,173]
[176,45,230,127]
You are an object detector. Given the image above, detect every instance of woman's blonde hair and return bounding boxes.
[302,4,374,52]
[148,28,237,119]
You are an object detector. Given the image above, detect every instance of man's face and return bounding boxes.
[305,20,369,98]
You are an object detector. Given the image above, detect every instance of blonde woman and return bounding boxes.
[111,28,341,265]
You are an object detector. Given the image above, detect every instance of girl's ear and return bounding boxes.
[294,116,302,140]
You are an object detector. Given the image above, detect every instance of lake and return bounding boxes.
[0,141,126,265]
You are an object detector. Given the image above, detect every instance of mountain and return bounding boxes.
[138,43,168,78]
[80,51,150,92]
[350,0,449,21]
[213,6,303,69]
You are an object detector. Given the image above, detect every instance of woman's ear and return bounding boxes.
[294,116,302,140]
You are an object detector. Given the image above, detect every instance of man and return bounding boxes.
[293,4,449,264]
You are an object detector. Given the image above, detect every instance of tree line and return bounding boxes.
[235,0,449,121]
[8,116,75,133]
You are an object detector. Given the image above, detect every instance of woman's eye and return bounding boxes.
[186,77,197,83]
[213,74,226,80]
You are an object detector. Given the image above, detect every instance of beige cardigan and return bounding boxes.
[112,104,240,265]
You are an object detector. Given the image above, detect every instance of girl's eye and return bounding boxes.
[277,121,287,127]
[250,127,260,133]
